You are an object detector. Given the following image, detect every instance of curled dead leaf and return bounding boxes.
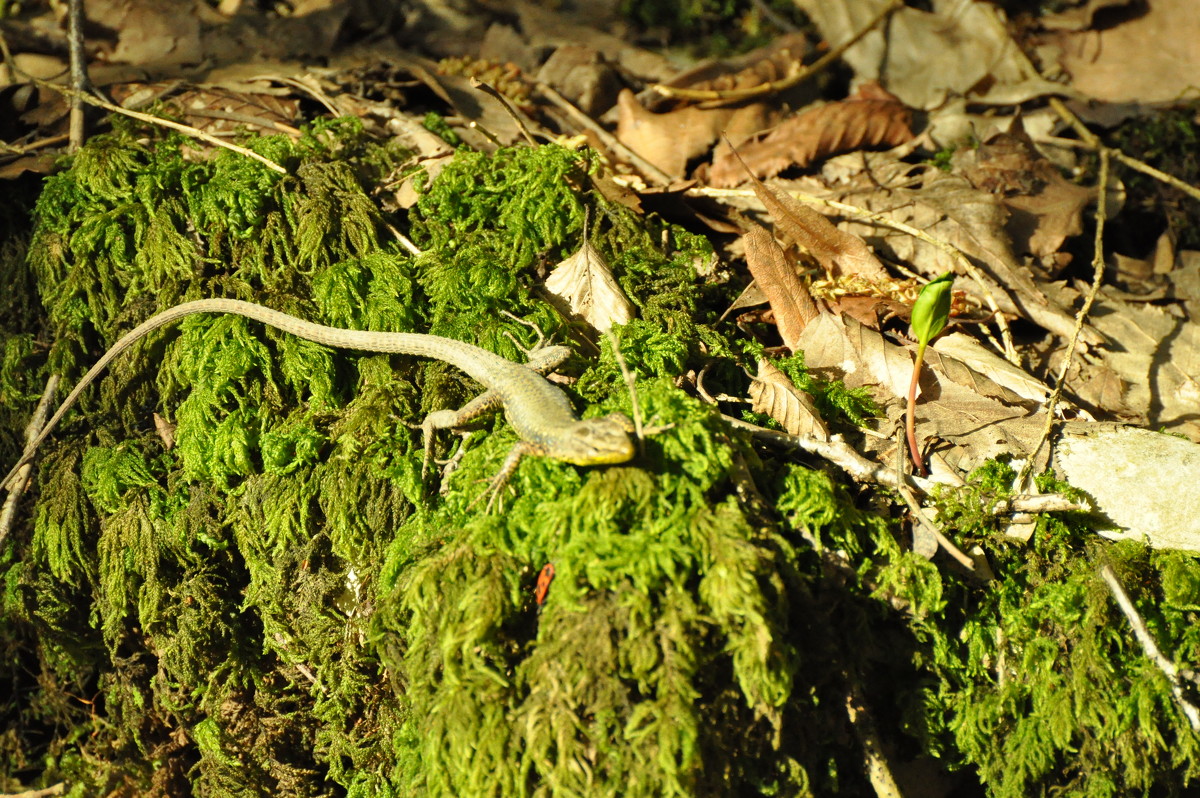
[544,237,636,333]
[749,359,830,441]
[746,177,891,283]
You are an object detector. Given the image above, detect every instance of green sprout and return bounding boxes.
[906,272,955,475]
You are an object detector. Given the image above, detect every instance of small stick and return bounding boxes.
[0,375,61,552]
[652,0,904,106]
[66,0,90,151]
[1100,564,1200,731]
[536,83,674,186]
[720,413,937,493]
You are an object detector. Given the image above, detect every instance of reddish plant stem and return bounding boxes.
[906,342,927,476]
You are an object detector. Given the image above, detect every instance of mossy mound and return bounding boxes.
[1,120,1199,797]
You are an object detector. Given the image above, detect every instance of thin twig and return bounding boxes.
[384,222,423,256]
[991,494,1090,514]
[1100,564,1200,731]
[1050,97,1200,203]
[692,186,1021,364]
[1019,148,1109,487]
[721,413,937,493]
[36,80,289,175]
[652,0,904,106]
[470,78,537,146]
[891,474,978,571]
[66,0,89,151]
[536,82,674,186]
[0,375,61,553]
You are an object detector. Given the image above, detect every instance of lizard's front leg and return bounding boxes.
[419,391,503,479]
[417,344,572,479]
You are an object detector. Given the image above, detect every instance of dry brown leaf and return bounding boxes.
[513,0,677,83]
[743,225,819,350]
[957,125,1093,270]
[536,45,621,116]
[1065,291,1200,439]
[709,82,912,187]
[1045,0,1200,103]
[798,313,912,400]
[746,177,891,283]
[749,359,830,441]
[794,0,1066,108]
[922,336,1043,407]
[544,238,635,333]
[86,0,202,67]
[1004,179,1092,269]
[929,332,1051,406]
[615,89,770,179]
[1073,365,1133,418]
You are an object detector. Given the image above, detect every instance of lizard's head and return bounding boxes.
[557,412,636,466]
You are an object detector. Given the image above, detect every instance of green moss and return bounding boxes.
[4,113,1199,798]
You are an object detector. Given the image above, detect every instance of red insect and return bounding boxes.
[534,563,555,607]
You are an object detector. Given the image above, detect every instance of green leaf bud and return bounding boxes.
[910,272,955,345]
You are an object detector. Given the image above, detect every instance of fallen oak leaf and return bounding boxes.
[956,121,1094,271]
[749,359,830,441]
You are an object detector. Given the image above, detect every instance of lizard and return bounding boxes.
[0,298,636,508]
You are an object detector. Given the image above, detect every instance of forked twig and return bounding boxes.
[1050,97,1200,204]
